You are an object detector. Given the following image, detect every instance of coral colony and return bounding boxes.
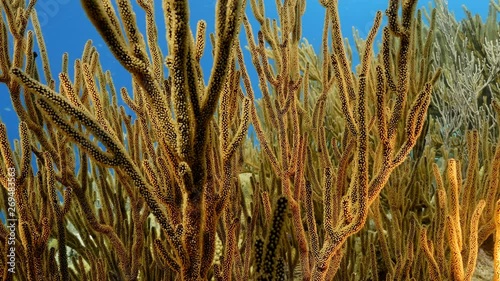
[1,0,499,280]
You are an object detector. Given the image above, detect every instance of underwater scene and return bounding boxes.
[0,0,499,280]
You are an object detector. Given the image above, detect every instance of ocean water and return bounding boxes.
[0,0,493,142]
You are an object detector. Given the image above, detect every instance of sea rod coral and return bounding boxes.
[0,0,499,280]
[241,0,441,279]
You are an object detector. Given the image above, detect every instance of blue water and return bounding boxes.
[0,0,492,144]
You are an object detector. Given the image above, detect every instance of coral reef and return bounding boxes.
[0,0,499,280]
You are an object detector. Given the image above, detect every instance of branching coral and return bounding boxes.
[2,0,249,280]
[241,0,441,279]
[429,0,500,153]
[0,0,499,280]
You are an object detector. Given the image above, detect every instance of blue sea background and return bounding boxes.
[0,0,492,142]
